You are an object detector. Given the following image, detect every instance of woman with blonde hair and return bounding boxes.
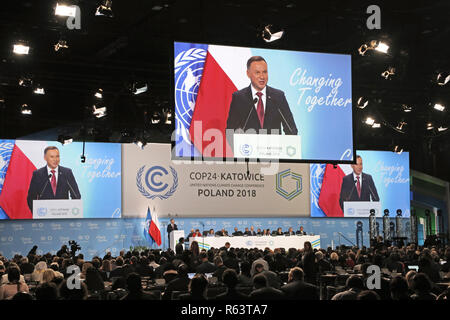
[42,269,56,284]
[31,261,48,283]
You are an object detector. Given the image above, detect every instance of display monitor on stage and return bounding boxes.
[173,41,354,163]
[310,150,410,218]
[0,140,121,219]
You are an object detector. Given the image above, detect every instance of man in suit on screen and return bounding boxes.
[226,56,298,135]
[339,155,380,210]
[27,146,81,212]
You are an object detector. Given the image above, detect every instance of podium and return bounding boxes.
[169,230,185,251]
[343,201,381,217]
[33,199,83,219]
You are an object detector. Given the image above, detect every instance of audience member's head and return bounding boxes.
[189,274,208,298]
[346,275,365,290]
[126,272,142,293]
[288,267,304,282]
[12,292,33,301]
[7,266,21,283]
[357,290,380,300]
[58,279,88,300]
[35,282,58,300]
[411,273,433,294]
[222,269,238,289]
[390,275,409,300]
[253,274,267,289]
[42,268,56,283]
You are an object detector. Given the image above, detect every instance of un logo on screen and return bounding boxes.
[0,141,14,193]
[240,144,252,157]
[310,164,325,209]
[137,165,178,200]
[37,208,47,217]
[276,169,303,200]
[174,48,207,143]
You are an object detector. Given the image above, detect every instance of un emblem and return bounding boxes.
[137,165,178,200]
[240,144,252,157]
[37,207,47,217]
[174,47,207,144]
[276,169,303,200]
[310,164,325,209]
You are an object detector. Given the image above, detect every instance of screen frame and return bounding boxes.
[170,40,357,165]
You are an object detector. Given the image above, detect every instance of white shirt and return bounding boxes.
[251,85,267,113]
[352,172,362,189]
[47,166,59,185]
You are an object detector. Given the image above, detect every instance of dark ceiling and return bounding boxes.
[0,0,449,180]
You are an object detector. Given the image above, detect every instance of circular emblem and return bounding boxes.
[37,207,47,217]
[174,47,207,144]
[137,165,178,200]
[310,164,325,209]
[0,141,14,194]
[72,208,80,216]
[240,144,252,157]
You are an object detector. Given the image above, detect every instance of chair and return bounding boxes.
[171,290,189,300]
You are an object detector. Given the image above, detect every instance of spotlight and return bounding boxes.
[19,77,33,87]
[0,97,5,110]
[262,25,284,42]
[427,123,434,130]
[94,89,103,99]
[151,111,161,124]
[381,67,396,80]
[372,122,381,128]
[436,72,450,86]
[21,104,32,115]
[358,40,389,56]
[33,86,45,95]
[357,97,369,109]
[13,43,30,55]
[393,145,403,154]
[438,126,448,132]
[163,109,172,124]
[433,103,445,111]
[135,140,147,149]
[92,105,107,118]
[365,117,375,126]
[55,3,77,17]
[396,121,406,131]
[54,39,68,52]
[131,82,148,95]
[402,104,412,113]
[57,135,73,145]
[96,0,113,17]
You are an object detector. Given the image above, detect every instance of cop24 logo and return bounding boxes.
[137,165,178,200]
[275,169,303,200]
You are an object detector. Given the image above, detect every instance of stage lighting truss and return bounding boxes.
[358,40,389,56]
[262,24,284,42]
[96,0,113,17]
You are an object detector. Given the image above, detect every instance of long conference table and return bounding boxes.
[189,235,321,250]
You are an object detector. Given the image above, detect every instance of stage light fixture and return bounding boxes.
[19,77,33,87]
[96,0,113,17]
[381,67,395,80]
[374,41,389,53]
[13,43,30,55]
[135,140,146,149]
[54,39,68,52]
[358,40,389,56]
[163,108,172,125]
[55,3,77,17]
[57,135,73,145]
[151,111,161,124]
[131,82,148,95]
[402,104,412,112]
[365,117,375,126]
[393,145,403,154]
[436,72,450,86]
[372,122,381,128]
[396,121,406,131]
[94,89,103,99]
[21,104,32,115]
[438,126,448,132]
[427,123,434,130]
[33,86,45,95]
[262,25,284,43]
[433,103,445,111]
[357,97,369,109]
[92,105,107,118]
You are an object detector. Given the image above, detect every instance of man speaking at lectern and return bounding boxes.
[27,146,81,212]
[339,155,379,210]
[226,56,298,135]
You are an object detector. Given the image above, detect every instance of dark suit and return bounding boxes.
[27,166,81,212]
[249,287,285,300]
[195,261,216,274]
[215,288,249,300]
[226,85,298,135]
[281,280,319,300]
[232,231,243,236]
[339,172,380,210]
[167,223,178,244]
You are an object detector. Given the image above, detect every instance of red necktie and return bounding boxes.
[256,91,264,128]
[356,176,361,198]
[51,169,57,195]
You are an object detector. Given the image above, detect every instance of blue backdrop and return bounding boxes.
[0,216,410,260]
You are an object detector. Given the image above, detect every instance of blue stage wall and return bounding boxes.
[0,217,411,260]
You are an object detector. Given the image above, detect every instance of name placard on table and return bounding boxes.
[33,200,83,219]
[233,133,302,159]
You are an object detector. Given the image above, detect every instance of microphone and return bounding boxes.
[346,179,358,201]
[60,171,80,199]
[277,107,294,134]
[368,183,379,201]
[241,101,257,130]
[38,174,52,199]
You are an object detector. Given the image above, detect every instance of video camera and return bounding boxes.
[68,240,81,257]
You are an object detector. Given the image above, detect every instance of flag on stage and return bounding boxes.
[144,207,162,246]
[189,44,252,158]
[318,164,346,217]
[0,140,48,219]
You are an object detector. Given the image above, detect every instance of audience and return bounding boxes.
[0,242,448,300]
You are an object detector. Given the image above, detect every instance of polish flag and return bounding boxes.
[149,208,162,246]
[318,164,352,217]
[0,140,48,219]
[189,44,253,158]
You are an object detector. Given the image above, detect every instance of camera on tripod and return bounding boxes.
[68,240,81,257]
